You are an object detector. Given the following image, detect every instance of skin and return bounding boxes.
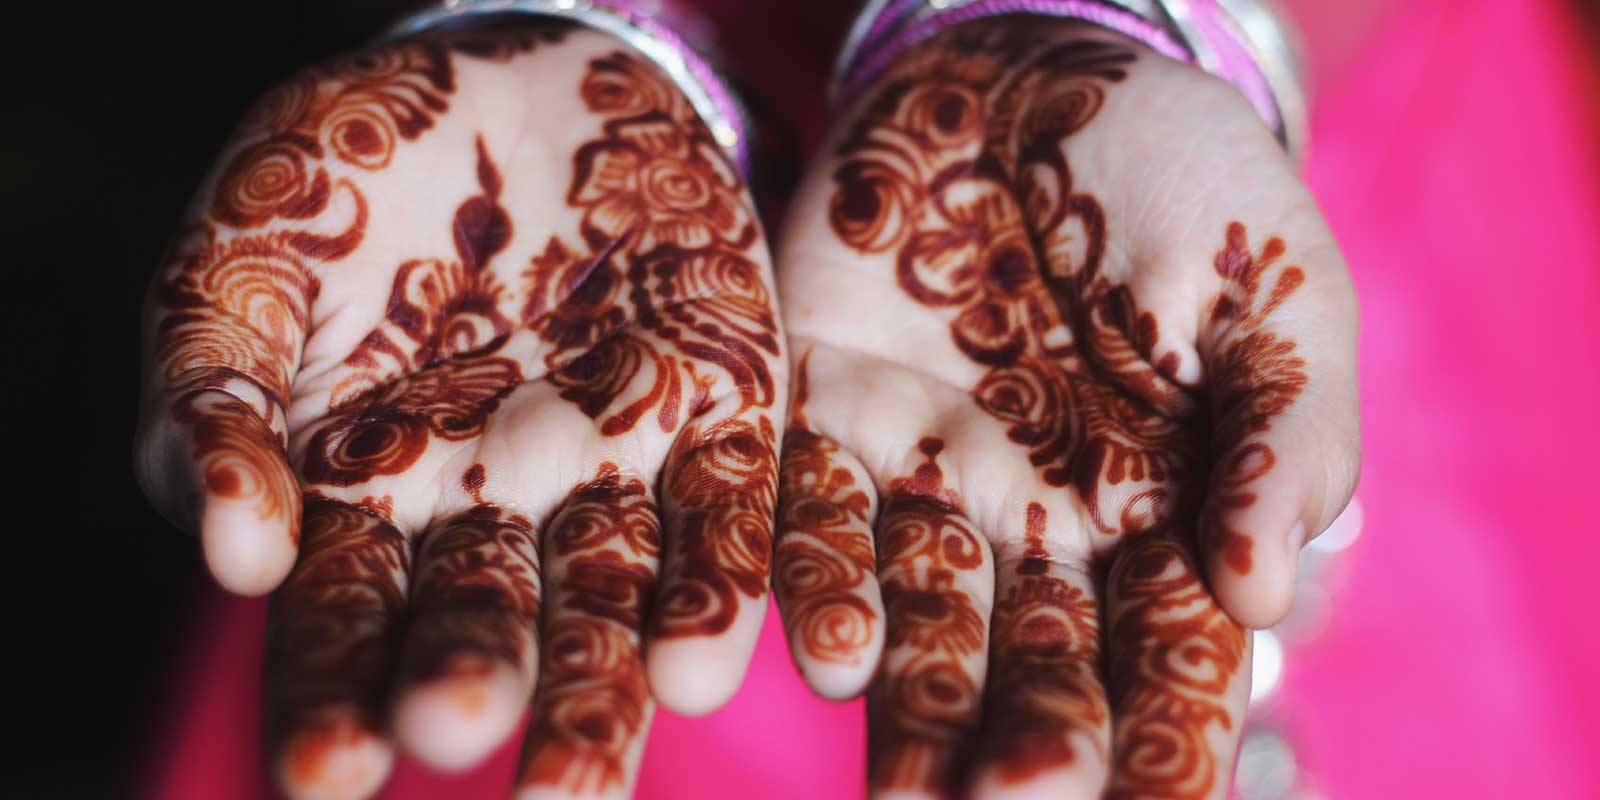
[133,21,785,800]
[773,17,1359,800]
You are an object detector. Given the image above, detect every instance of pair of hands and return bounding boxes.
[135,15,1358,800]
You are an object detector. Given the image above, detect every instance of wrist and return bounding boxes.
[833,0,1306,158]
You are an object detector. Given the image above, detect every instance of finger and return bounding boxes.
[1195,221,1360,628]
[646,406,780,714]
[136,387,301,595]
[266,496,410,800]
[136,72,364,593]
[868,442,993,799]
[517,464,661,800]
[390,503,542,771]
[1104,531,1251,800]
[774,419,884,700]
[968,504,1110,799]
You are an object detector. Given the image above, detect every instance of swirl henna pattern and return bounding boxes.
[146,26,572,549]
[401,503,543,687]
[1106,533,1246,800]
[775,355,879,667]
[871,437,989,796]
[820,19,1306,799]
[520,463,661,794]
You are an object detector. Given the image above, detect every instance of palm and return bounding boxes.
[137,22,784,799]
[773,18,1357,800]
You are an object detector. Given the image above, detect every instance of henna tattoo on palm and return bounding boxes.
[143,23,783,798]
[790,18,1314,799]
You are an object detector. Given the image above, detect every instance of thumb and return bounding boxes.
[1196,220,1360,629]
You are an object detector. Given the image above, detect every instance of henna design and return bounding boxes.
[1200,223,1309,574]
[149,29,571,551]
[304,355,523,486]
[871,438,987,796]
[652,417,779,638]
[520,51,778,437]
[173,390,303,541]
[401,503,542,685]
[827,18,1312,798]
[332,136,515,406]
[520,464,659,793]
[977,503,1108,782]
[830,29,1199,537]
[775,356,877,664]
[266,497,410,755]
[1106,533,1245,800]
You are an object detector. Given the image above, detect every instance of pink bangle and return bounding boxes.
[833,0,1301,155]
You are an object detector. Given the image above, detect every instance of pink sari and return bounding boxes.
[144,0,1600,796]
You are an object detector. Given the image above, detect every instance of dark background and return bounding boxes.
[1,2,848,797]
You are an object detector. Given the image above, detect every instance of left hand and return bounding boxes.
[771,17,1359,799]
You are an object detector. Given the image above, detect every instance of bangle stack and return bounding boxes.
[387,0,753,176]
[832,0,1309,159]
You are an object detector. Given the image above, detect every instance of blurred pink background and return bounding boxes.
[144,0,1600,796]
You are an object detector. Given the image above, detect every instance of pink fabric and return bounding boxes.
[143,0,1600,797]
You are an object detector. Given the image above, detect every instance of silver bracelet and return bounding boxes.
[387,0,752,174]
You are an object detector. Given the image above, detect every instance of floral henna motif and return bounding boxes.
[570,57,755,256]
[401,503,542,686]
[871,438,987,796]
[1200,223,1309,574]
[977,503,1108,782]
[521,464,659,793]
[1105,533,1245,800]
[521,50,778,438]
